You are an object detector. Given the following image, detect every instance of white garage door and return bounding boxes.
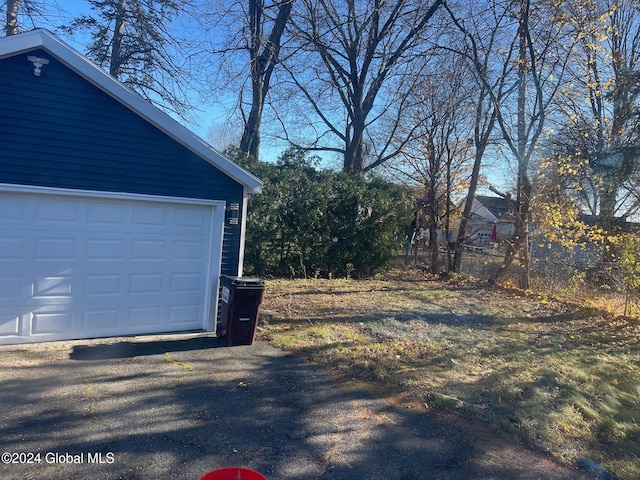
[0,185,225,345]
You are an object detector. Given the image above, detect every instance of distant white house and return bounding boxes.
[411,195,516,248]
[462,195,516,246]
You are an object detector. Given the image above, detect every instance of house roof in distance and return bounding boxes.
[0,29,263,194]
[475,195,513,220]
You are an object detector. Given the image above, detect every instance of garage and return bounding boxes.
[0,186,225,345]
[0,30,262,345]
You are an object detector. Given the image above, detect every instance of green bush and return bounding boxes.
[228,147,413,278]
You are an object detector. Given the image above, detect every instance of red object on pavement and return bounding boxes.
[199,467,267,480]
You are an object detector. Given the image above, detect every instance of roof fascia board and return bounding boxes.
[0,29,262,194]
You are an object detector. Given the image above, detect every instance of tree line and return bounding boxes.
[3,0,640,286]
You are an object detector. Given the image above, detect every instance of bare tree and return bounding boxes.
[383,53,474,273]
[195,0,293,160]
[442,1,510,273]
[281,0,445,176]
[448,0,572,288]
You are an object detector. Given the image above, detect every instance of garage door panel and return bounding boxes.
[129,307,163,327]
[86,238,125,260]
[170,272,204,293]
[87,201,126,224]
[174,206,209,228]
[0,238,25,259]
[32,311,73,334]
[169,304,201,325]
[0,315,20,336]
[0,188,223,345]
[133,203,167,226]
[35,238,76,260]
[130,273,164,294]
[83,308,121,330]
[173,240,207,260]
[0,196,25,220]
[33,275,73,298]
[131,239,166,260]
[35,198,79,223]
[84,274,123,297]
[0,275,23,299]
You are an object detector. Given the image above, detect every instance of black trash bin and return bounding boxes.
[218,275,266,346]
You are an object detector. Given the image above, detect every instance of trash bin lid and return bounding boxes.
[221,275,265,287]
[199,467,267,480]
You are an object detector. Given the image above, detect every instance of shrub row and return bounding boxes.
[229,147,413,278]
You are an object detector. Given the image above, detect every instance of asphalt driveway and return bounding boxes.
[0,333,594,480]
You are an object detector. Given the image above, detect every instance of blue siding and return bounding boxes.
[0,48,243,275]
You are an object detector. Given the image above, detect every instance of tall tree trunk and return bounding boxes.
[429,226,439,274]
[344,115,366,176]
[240,75,264,159]
[453,144,485,273]
[492,0,532,289]
[428,181,439,274]
[239,0,293,161]
[514,0,532,289]
[445,152,453,272]
[5,0,19,36]
[109,0,128,78]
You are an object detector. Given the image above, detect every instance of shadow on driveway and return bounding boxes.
[69,336,227,360]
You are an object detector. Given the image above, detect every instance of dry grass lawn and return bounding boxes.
[258,269,640,480]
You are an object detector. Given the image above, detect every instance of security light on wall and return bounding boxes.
[27,56,49,76]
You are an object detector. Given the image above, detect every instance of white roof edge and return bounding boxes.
[0,29,263,194]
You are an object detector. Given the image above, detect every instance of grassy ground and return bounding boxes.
[258,269,640,480]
